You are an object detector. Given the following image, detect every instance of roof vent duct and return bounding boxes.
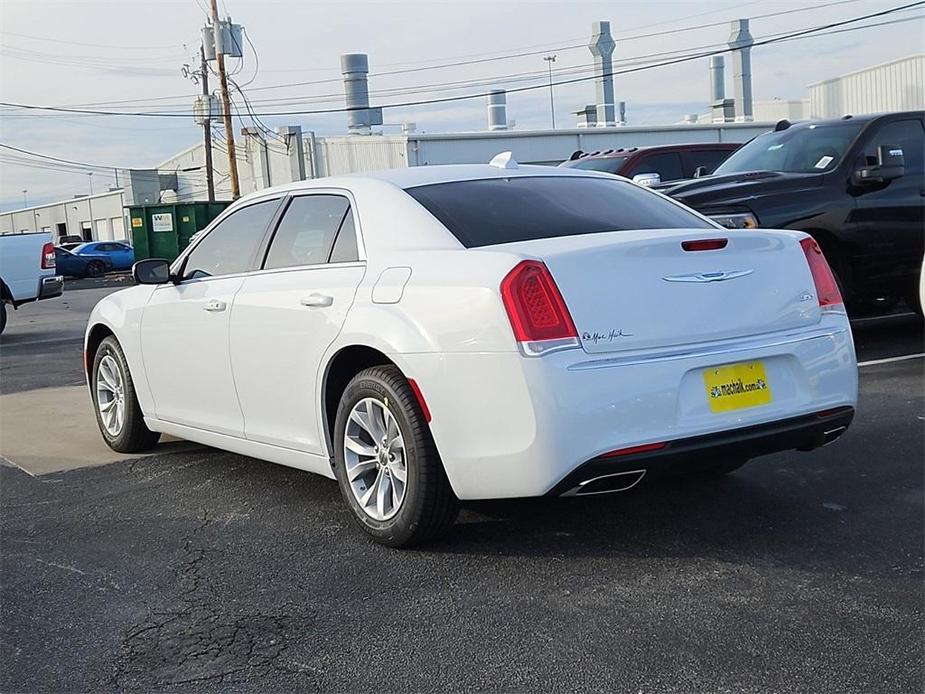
[487,89,508,131]
[341,53,383,135]
[588,21,616,127]
[727,19,754,122]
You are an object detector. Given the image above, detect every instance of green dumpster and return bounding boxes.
[128,201,231,262]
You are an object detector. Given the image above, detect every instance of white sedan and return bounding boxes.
[85,158,858,547]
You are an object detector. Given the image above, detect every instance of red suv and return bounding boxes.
[559,142,741,185]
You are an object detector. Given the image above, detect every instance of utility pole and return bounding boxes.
[544,54,557,129]
[200,45,216,202]
[22,189,27,207]
[88,172,94,195]
[208,0,240,198]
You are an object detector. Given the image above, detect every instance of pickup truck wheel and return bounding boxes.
[86,261,105,278]
[333,365,459,548]
[91,336,160,453]
[0,302,6,335]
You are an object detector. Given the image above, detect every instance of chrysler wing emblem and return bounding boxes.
[662,269,754,283]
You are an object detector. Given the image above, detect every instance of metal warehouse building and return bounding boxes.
[156,122,772,203]
[808,55,924,119]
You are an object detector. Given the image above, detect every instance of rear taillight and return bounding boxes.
[799,237,842,308]
[41,242,55,269]
[501,260,579,356]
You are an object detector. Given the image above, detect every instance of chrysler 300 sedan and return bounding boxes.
[84,156,858,546]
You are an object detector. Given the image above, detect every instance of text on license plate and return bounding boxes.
[703,360,772,413]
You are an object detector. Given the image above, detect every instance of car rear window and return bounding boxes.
[405,175,713,248]
[565,156,628,173]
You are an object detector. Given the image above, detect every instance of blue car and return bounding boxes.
[72,241,135,271]
[54,248,113,278]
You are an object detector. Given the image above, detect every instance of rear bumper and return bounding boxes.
[38,275,63,300]
[402,313,857,501]
[545,406,854,496]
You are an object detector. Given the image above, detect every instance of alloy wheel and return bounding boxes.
[343,397,408,521]
[96,354,126,436]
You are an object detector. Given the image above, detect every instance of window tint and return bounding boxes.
[328,211,359,263]
[689,149,734,175]
[265,195,350,270]
[183,199,279,279]
[627,152,684,182]
[863,119,924,171]
[567,156,629,173]
[406,176,712,248]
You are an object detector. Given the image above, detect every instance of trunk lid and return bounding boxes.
[492,229,820,355]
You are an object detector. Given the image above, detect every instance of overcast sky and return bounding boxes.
[1,0,923,209]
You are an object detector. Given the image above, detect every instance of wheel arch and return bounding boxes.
[320,344,399,458]
[85,322,116,378]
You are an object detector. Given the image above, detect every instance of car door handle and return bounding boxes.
[300,294,334,308]
[203,300,227,312]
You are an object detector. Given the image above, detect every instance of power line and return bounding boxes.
[10,0,880,111]
[2,2,919,120]
[0,143,130,172]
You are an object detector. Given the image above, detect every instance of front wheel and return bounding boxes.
[0,302,6,335]
[333,365,459,547]
[91,336,161,453]
[86,260,105,278]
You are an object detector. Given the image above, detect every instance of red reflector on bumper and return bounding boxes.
[600,441,667,458]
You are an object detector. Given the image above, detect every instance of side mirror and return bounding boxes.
[132,258,171,285]
[632,172,661,187]
[693,166,709,178]
[853,144,905,186]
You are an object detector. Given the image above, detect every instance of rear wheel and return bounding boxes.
[91,336,160,453]
[333,365,459,547]
[0,302,6,335]
[86,260,105,278]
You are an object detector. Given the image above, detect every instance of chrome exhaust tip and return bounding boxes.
[562,469,647,497]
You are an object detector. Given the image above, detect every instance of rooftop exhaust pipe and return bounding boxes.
[487,89,508,131]
[727,19,754,122]
[341,53,383,135]
[589,21,616,127]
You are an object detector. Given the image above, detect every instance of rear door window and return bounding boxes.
[264,195,352,269]
[406,175,713,248]
[626,152,684,182]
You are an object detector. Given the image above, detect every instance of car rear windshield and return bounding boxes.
[405,175,713,248]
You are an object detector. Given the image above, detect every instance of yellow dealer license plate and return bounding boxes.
[704,361,772,413]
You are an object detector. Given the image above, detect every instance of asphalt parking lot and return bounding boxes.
[1,279,922,693]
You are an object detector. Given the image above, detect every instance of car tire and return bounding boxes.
[86,260,105,278]
[91,335,161,453]
[333,365,459,548]
[0,302,6,335]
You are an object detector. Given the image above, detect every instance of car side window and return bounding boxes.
[264,195,350,270]
[689,149,733,175]
[627,152,684,182]
[862,119,925,171]
[182,199,280,280]
[328,211,359,263]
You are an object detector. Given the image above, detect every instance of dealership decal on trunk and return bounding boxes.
[582,329,634,344]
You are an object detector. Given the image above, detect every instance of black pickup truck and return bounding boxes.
[660,111,925,312]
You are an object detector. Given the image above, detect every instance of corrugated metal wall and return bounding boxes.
[314,136,410,176]
[809,55,924,119]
